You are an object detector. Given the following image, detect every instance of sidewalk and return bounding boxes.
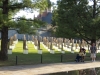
[0,61,100,75]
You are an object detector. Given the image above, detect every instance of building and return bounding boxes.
[36,9,53,37]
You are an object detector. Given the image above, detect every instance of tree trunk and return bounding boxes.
[0,26,8,60]
[0,0,9,61]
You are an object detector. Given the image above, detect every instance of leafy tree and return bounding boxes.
[15,17,46,34]
[53,0,100,44]
[0,0,49,61]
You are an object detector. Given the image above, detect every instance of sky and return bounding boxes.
[50,0,57,4]
[14,0,57,19]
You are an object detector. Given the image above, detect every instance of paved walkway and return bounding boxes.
[0,61,100,75]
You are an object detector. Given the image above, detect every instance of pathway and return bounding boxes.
[0,61,100,75]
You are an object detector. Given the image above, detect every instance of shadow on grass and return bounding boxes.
[0,52,76,66]
[1,52,99,67]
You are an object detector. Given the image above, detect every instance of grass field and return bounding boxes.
[0,41,100,66]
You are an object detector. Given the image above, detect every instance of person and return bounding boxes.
[90,43,97,62]
[75,48,86,62]
[81,48,86,62]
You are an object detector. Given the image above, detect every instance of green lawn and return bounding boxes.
[0,41,100,66]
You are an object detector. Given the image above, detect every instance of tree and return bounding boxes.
[15,17,46,34]
[0,0,49,61]
[53,0,100,44]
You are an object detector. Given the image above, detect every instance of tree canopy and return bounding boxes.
[0,0,51,60]
[52,0,100,44]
